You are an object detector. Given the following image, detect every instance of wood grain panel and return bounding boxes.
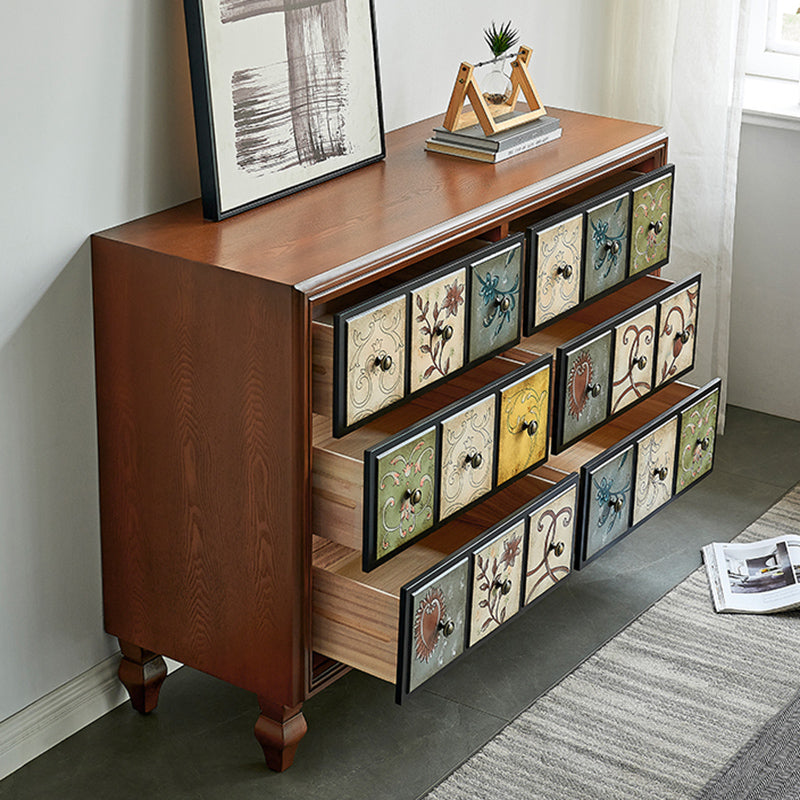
[93,239,308,704]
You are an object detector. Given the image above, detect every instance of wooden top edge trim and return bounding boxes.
[300,129,667,301]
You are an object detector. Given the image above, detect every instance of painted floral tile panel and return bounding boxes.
[584,193,630,300]
[496,363,550,485]
[439,395,496,520]
[584,445,634,560]
[677,389,719,492]
[561,330,612,447]
[469,242,522,361]
[373,426,437,561]
[533,214,582,327]
[655,281,699,387]
[630,173,673,275]
[469,521,525,646]
[611,304,656,414]
[410,268,467,394]
[633,416,677,526]
[345,295,407,426]
[407,557,468,692]
[525,485,577,605]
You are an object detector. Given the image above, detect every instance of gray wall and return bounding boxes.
[0,1,610,723]
[728,120,800,421]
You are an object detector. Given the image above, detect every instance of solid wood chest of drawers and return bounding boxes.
[91,108,718,771]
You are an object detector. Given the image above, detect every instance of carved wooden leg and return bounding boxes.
[254,699,308,772]
[118,640,167,714]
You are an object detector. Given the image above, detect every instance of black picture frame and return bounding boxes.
[183,0,386,220]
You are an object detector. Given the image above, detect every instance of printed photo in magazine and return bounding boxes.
[701,535,800,613]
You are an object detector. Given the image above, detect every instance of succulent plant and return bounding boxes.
[483,20,519,58]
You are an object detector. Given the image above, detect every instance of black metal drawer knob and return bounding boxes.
[435,323,454,341]
[587,383,602,398]
[635,355,648,370]
[495,295,512,313]
[609,495,625,513]
[676,330,691,345]
[653,466,669,481]
[649,220,664,235]
[549,541,565,557]
[405,488,423,505]
[374,354,393,371]
[699,436,711,452]
[493,578,513,596]
[438,617,455,637]
[605,240,621,255]
[465,452,483,469]
[521,419,538,436]
[556,264,573,279]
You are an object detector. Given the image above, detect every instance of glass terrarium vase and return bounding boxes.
[479,56,512,106]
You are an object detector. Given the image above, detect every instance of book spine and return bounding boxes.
[434,119,561,152]
[425,128,562,163]
[491,129,563,162]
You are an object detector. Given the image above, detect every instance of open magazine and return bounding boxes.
[702,536,800,613]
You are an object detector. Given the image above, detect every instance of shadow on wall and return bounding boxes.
[0,241,116,720]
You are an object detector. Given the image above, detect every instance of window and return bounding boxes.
[747,0,800,79]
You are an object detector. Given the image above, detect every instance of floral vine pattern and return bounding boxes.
[634,419,677,525]
[470,525,524,644]
[631,174,672,275]
[677,392,718,491]
[525,490,575,604]
[377,434,436,557]
[476,267,519,338]
[611,314,655,413]
[345,297,406,426]
[534,216,582,326]
[439,397,495,520]
[586,450,632,559]
[412,272,465,391]
[589,196,628,280]
[657,285,699,384]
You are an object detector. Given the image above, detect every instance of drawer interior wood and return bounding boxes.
[545,381,696,474]
[312,473,558,683]
[517,274,673,359]
[312,355,541,549]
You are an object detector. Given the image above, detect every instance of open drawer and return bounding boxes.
[313,471,579,703]
[313,353,553,571]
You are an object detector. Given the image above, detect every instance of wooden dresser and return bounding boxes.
[91,108,719,771]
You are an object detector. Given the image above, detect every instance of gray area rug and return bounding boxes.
[424,484,800,800]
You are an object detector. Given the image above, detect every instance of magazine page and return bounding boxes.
[702,535,800,613]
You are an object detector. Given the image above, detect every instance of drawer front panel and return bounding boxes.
[373,426,438,561]
[561,330,612,448]
[469,243,522,361]
[630,170,674,276]
[439,395,496,520]
[344,296,407,427]
[469,520,525,646]
[583,445,634,561]
[407,557,469,693]
[610,305,657,415]
[496,363,551,485]
[633,416,678,526]
[584,193,630,300]
[532,214,583,327]
[656,281,699,387]
[676,386,720,493]
[410,268,467,393]
[525,484,577,605]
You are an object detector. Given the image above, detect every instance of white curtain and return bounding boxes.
[599,1,751,427]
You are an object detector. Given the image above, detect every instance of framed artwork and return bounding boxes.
[183,0,386,220]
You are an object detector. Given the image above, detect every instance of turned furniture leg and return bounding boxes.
[118,640,167,714]
[254,699,308,772]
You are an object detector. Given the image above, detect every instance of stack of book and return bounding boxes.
[425,114,562,163]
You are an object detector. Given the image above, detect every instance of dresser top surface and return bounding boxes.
[94,108,664,301]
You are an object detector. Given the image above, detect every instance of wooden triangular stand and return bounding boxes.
[442,46,546,135]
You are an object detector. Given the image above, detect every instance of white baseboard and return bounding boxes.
[0,654,182,781]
